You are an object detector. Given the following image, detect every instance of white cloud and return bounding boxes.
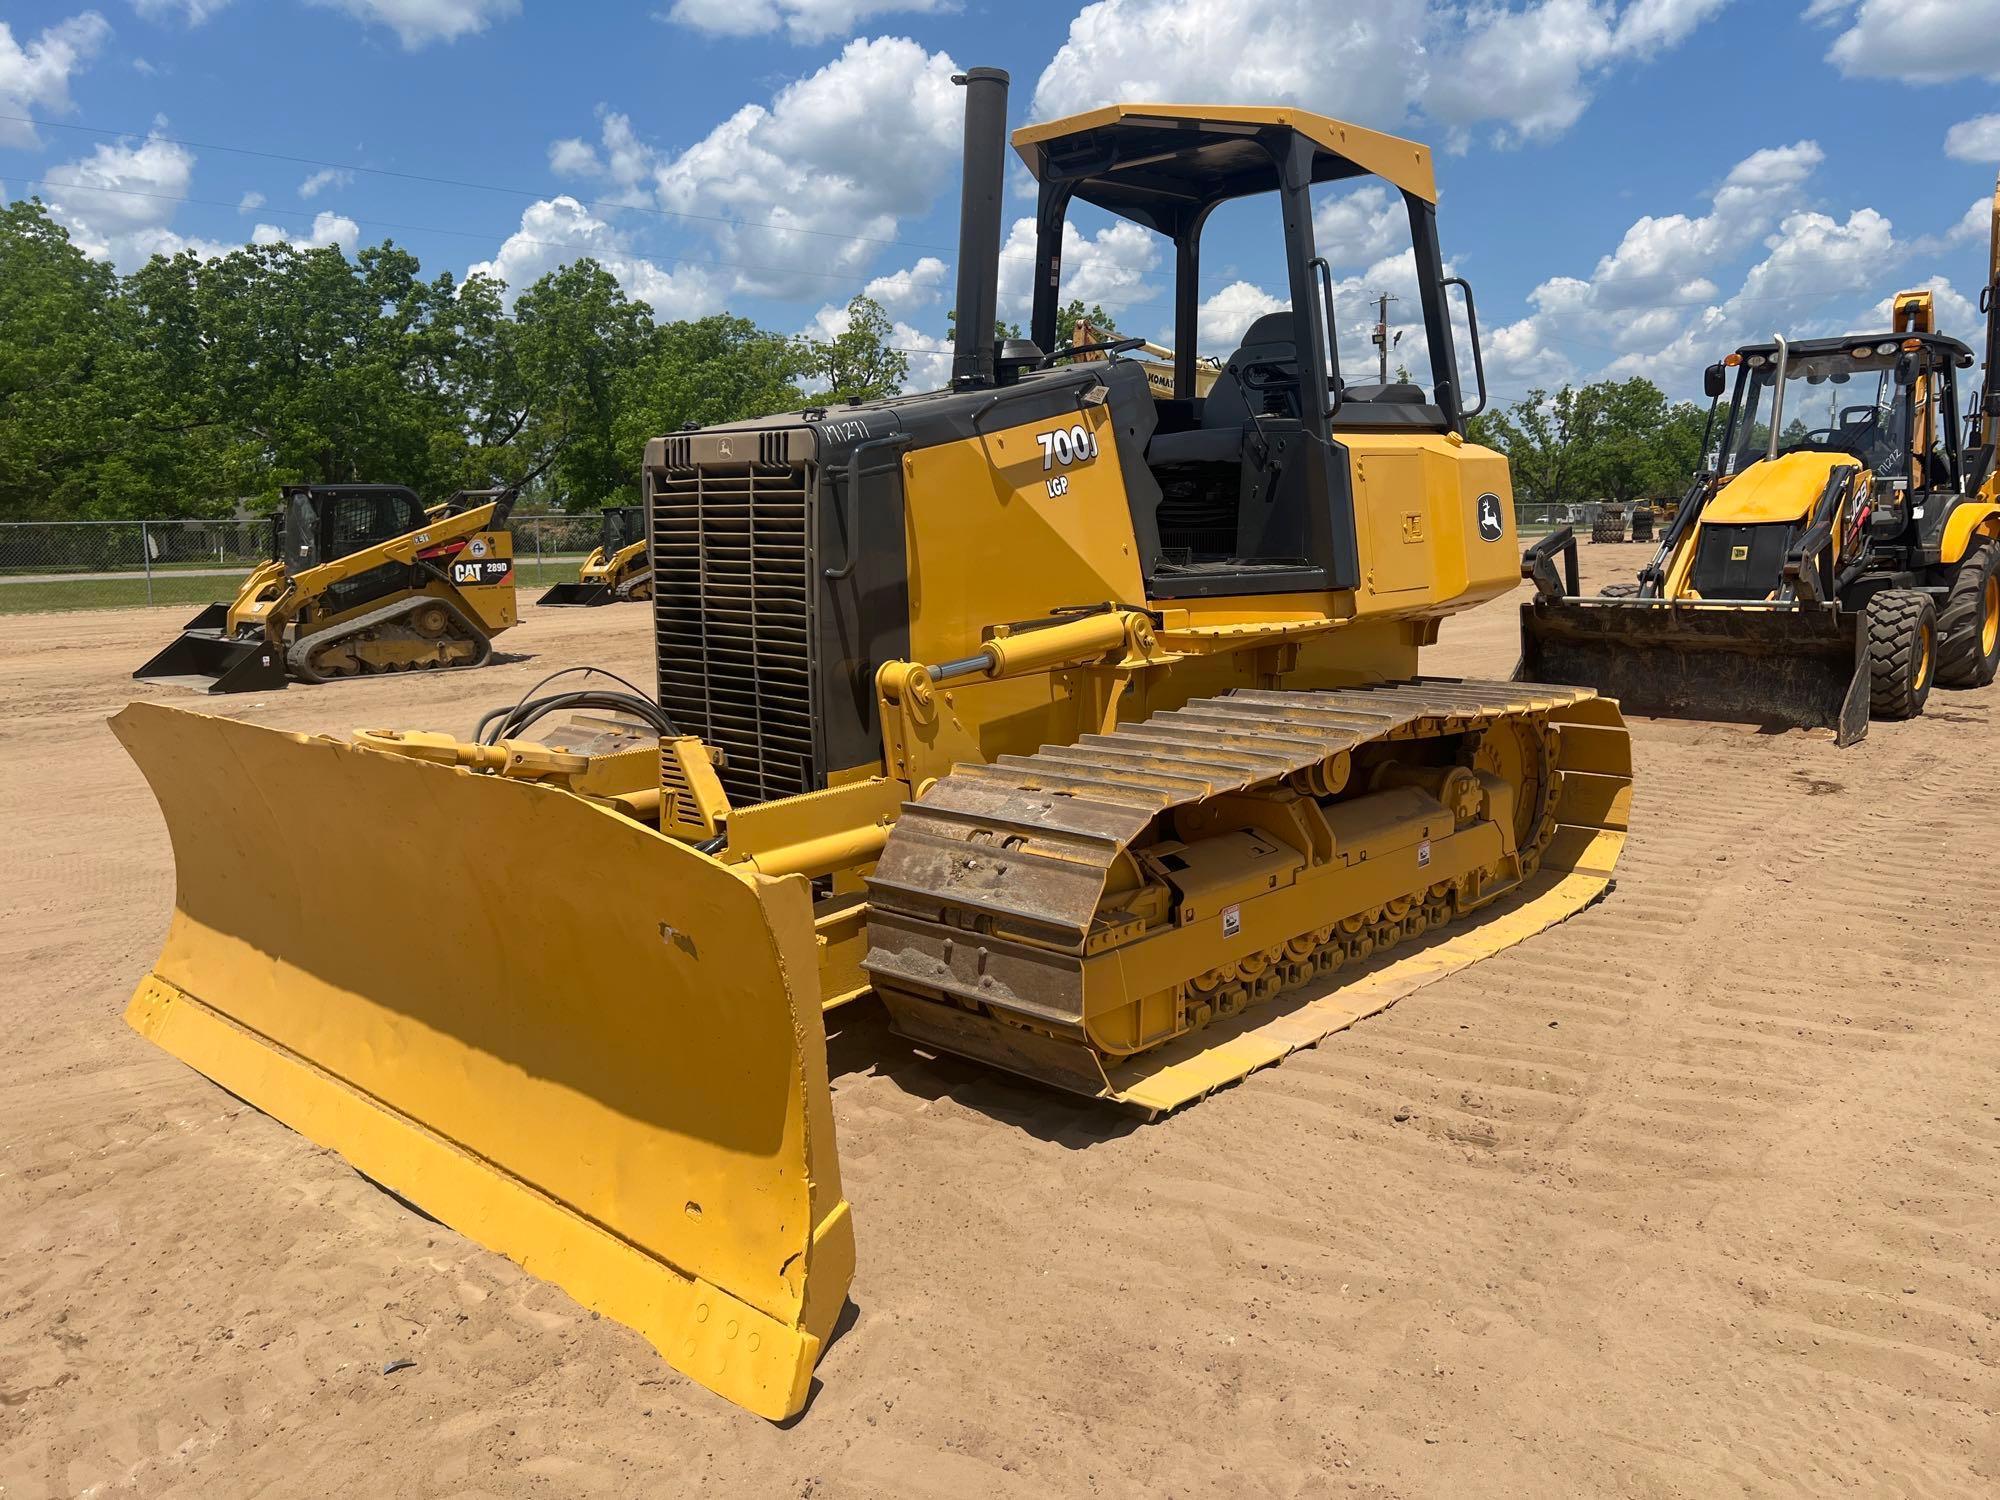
[1033,0,1730,147]
[1426,0,1732,148]
[1034,0,1431,127]
[1947,196,1990,245]
[1197,281,1288,353]
[237,189,264,212]
[665,0,952,44]
[997,215,1161,320]
[1945,113,2000,162]
[1461,137,1925,398]
[1811,0,2000,83]
[468,195,720,321]
[546,109,662,207]
[133,0,235,22]
[297,167,353,198]
[854,255,948,320]
[43,133,197,268]
[252,210,362,250]
[0,13,111,148]
[1314,183,1409,268]
[652,37,962,299]
[305,0,518,49]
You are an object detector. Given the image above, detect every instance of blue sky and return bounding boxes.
[3,0,1999,404]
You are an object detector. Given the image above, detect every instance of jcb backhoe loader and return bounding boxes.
[134,484,519,692]
[112,74,1632,1421]
[1520,286,2000,742]
[537,504,653,607]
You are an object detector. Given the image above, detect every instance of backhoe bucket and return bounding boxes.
[1520,596,1869,746]
[537,580,614,607]
[133,606,288,694]
[109,703,854,1420]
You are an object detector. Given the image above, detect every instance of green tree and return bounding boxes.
[805,295,908,402]
[615,315,809,462]
[510,259,656,509]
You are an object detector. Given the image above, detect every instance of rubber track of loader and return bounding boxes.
[289,593,493,682]
[867,678,1600,969]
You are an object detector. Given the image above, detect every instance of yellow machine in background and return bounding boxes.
[537,504,653,607]
[1522,269,2000,744]
[134,484,519,692]
[114,75,1631,1420]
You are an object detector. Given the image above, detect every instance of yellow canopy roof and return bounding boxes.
[1013,104,1437,223]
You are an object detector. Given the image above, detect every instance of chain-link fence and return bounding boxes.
[0,515,598,614]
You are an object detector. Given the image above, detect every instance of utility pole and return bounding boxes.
[1370,291,1400,384]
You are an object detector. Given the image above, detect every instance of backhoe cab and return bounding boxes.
[1522,282,2000,743]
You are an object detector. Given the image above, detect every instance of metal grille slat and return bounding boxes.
[651,445,818,804]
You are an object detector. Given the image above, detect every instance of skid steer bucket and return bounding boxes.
[132,606,289,694]
[536,580,615,607]
[110,703,854,1421]
[1520,596,1869,745]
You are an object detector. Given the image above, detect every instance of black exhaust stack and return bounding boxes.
[949,67,1010,390]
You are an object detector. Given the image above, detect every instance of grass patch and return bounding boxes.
[0,557,590,615]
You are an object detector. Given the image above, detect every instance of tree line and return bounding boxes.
[1468,378,1711,507]
[0,199,911,522]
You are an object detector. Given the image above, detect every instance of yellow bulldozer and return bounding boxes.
[112,74,1632,1420]
[134,483,520,692]
[536,503,653,607]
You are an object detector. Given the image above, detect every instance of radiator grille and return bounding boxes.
[651,452,816,804]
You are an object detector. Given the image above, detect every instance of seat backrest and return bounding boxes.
[1204,311,1298,429]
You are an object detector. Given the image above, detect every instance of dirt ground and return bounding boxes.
[3,543,1996,1499]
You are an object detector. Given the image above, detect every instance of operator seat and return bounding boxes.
[1146,311,1301,466]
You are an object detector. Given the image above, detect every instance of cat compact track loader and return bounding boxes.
[537,504,653,606]
[112,73,1631,1421]
[1520,187,2000,743]
[133,484,519,692]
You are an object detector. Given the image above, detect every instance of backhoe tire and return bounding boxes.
[1936,540,2000,688]
[1600,582,1642,599]
[1866,588,1938,720]
[1591,511,1625,544]
[1630,508,1655,543]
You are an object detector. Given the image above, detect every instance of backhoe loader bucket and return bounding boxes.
[1520,596,1869,745]
[132,606,288,694]
[110,702,854,1421]
[537,580,615,607]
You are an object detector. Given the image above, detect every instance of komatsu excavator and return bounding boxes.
[537,504,652,606]
[134,483,519,692]
[112,74,1631,1421]
[1520,186,2000,742]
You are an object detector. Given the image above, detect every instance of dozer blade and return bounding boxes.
[1519,596,1869,746]
[537,581,615,607]
[132,609,289,694]
[109,703,853,1421]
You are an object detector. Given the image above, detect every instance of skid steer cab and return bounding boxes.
[538,504,652,607]
[1522,294,2000,744]
[133,483,520,692]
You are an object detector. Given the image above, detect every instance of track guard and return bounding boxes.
[1519,596,1869,746]
[110,703,853,1420]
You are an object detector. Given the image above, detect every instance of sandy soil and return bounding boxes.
[2,545,1996,1499]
